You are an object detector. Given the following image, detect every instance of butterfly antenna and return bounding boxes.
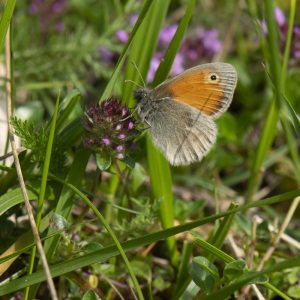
[124,79,144,89]
[131,61,146,88]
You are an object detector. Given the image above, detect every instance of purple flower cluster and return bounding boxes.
[28,0,67,33]
[98,17,222,82]
[83,98,139,160]
[263,7,300,61]
[99,18,222,82]
[147,25,222,82]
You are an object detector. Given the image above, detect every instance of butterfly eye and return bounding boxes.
[209,73,218,81]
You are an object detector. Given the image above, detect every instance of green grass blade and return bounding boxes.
[27,149,90,299]
[192,236,293,300]
[37,93,60,226]
[43,149,90,257]
[146,0,195,266]
[25,93,60,299]
[152,0,195,86]
[281,96,300,135]
[246,0,283,202]
[281,0,296,86]
[199,255,299,300]
[121,0,181,264]
[100,0,153,100]
[173,242,194,298]
[55,90,81,133]
[206,203,238,259]
[177,203,238,299]
[51,175,144,300]
[0,187,36,216]
[0,0,16,52]
[122,0,171,105]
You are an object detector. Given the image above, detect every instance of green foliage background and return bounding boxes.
[0,0,299,299]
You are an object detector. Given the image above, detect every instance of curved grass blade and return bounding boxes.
[0,0,16,53]
[100,0,153,100]
[146,0,195,266]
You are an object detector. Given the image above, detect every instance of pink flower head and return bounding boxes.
[159,25,178,46]
[115,30,129,43]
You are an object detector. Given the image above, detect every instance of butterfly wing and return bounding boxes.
[153,62,237,119]
[147,99,217,166]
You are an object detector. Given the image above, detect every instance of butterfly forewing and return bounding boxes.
[153,62,237,119]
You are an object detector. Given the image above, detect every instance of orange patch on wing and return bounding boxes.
[167,70,224,115]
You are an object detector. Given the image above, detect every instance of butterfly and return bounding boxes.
[133,62,237,166]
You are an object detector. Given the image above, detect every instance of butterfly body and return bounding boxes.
[134,62,237,166]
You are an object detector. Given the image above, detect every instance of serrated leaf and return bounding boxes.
[191,256,219,294]
[95,152,111,171]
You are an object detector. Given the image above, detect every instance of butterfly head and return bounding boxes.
[133,87,149,102]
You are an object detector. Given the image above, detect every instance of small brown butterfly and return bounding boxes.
[134,62,237,166]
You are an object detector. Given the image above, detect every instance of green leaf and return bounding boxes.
[288,286,300,299]
[123,155,136,169]
[131,162,146,192]
[246,272,268,284]
[0,187,37,216]
[95,152,112,171]
[223,260,246,283]
[190,256,219,294]
[82,290,101,300]
[131,260,152,282]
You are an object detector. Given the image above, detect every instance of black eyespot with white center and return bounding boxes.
[210,73,218,81]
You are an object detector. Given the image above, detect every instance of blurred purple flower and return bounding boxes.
[171,53,185,76]
[263,7,300,62]
[180,27,222,66]
[102,137,110,145]
[83,98,140,161]
[292,25,300,60]
[128,121,135,129]
[146,25,222,82]
[275,7,286,27]
[159,25,178,46]
[116,145,124,152]
[201,29,222,54]
[147,52,163,82]
[116,30,129,43]
[99,46,118,65]
[129,15,138,26]
[55,21,65,32]
[262,7,287,34]
[28,0,67,33]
